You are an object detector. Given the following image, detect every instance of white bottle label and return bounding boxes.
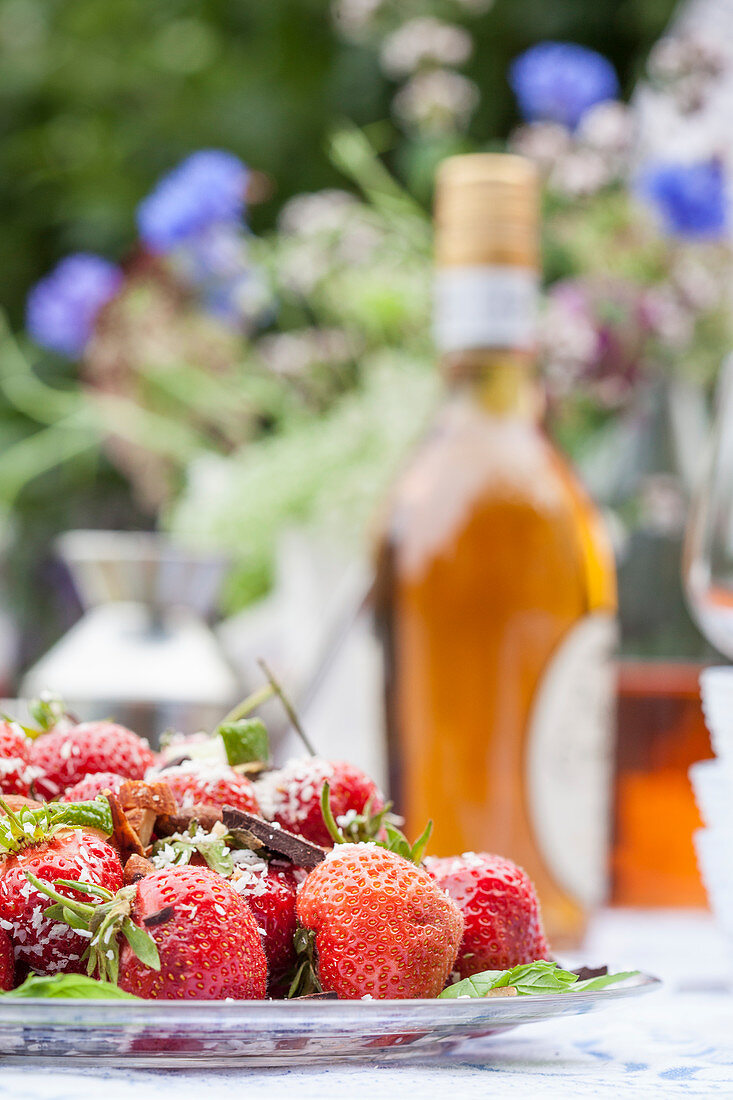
[434,265,538,352]
[526,613,617,909]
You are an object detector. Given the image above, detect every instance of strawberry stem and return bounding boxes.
[22,871,161,984]
[0,796,23,831]
[52,878,115,902]
[257,658,317,757]
[22,871,97,920]
[319,781,347,846]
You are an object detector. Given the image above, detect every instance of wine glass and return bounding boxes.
[683,355,733,961]
[683,353,733,659]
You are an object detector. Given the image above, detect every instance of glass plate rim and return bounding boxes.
[0,970,661,1019]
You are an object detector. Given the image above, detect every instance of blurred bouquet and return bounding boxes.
[508,37,733,458]
[1,134,438,610]
[3,25,733,620]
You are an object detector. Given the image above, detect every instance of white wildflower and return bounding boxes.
[380,18,472,79]
[393,69,479,134]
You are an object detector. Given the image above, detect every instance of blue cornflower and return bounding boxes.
[137,150,249,253]
[26,253,123,358]
[509,41,619,130]
[638,159,728,240]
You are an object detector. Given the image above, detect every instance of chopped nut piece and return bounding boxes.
[118,779,177,816]
[106,793,145,860]
[125,807,157,848]
[487,986,518,998]
[123,853,155,884]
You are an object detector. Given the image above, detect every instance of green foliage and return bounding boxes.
[0,0,675,325]
[166,352,438,609]
[0,0,677,650]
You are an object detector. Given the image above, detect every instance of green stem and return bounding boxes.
[257,658,317,757]
[53,878,114,902]
[0,316,83,424]
[220,682,276,725]
[23,871,96,920]
[0,796,23,831]
[0,416,98,507]
[85,390,209,464]
[319,781,346,846]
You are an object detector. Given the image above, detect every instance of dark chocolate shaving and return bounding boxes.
[156,805,224,837]
[571,965,609,981]
[143,905,175,928]
[157,755,193,772]
[222,808,326,870]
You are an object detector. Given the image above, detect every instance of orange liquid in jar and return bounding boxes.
[612,660,712,908]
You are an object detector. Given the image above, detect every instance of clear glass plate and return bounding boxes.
[0,973,660,1067]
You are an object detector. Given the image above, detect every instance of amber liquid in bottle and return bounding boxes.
[375,155,618,947]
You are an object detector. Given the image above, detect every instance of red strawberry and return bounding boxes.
[0,808,123,975]
[31,721,154,800]
[0,722,36,797]
[30,862,268,1000]
[162,762,259,815]
[62,772,126,803]
[0,927,13,990]
[256,758,383,848]
[230,855,300,988]
[296,843,463,999]
[119,866,267,999]
[424,852,550,977]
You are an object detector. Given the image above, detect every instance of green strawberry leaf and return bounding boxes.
[1,973,140,1000]
[27,693,69,734]
[218,718,270,766]
[0,798,115,855]
[286,928,322,998]
[439,960,640,999]
[380,822,412,861]
[121,916,161,972]
[46,799,114,837]
[408,819,433,865]
[61,906,91,932]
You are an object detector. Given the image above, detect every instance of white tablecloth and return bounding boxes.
[1,910,731,1099]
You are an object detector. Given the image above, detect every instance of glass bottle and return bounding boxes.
[375,154,617,946]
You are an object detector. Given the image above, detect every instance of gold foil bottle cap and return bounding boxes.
[434,153,539,268]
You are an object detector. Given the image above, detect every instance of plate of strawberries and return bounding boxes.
[0,682,658,1066]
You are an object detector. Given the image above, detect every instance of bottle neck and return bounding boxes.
[433,259,540,418]
[440,349,542,418]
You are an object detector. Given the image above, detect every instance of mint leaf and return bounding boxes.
[573,970,639,992]
[1,973,141,1000]
[439,961,639,999]
[218,718,270,766]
